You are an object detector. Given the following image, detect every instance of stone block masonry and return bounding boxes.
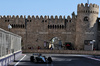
[0,3,99,50]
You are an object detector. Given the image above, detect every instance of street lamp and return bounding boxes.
[25,18,27,50]
[8,24,12,31]
[92,40,95,42]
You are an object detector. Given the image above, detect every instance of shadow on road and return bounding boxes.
[13,60,30,62]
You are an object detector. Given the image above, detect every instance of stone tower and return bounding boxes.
[75,3,99,50]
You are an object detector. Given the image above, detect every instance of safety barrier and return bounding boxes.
[0,50,22,66]
[0,28,22,66]
[22,50,100,55]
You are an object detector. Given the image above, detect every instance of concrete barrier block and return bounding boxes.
[0,51,22,66]
[22,50,100,55]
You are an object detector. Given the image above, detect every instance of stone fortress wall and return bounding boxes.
[0,3,99,50]
[76,3,99,50]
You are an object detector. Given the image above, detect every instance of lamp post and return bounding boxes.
[11,49,15,62]
[25,18,27,50]
[87,0,89,4]
[8,24,12,31]
[8,24,15,61]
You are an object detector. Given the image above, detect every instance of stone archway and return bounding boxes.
[49,37,62,50]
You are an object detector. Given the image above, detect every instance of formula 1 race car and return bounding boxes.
[30,53,52,63]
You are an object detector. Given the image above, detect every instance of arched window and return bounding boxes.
[21,25,23,28]
[84,16,89,21]
[48,25,49,29]
[86,10,87,13]
[57,25,59,29]
[30,20,31,22]
[42,20,44,22]
[60,25,61,29]
[69,20,72,22]
[8,20,9,22]
[11,24,13,28]
[53,25,54,29]
[50,25,52,29]
[55,25,56,29]
[88,10,90,13]
[66,19,68,22]
[27,20,29,22]
[14,24,15,28]
[18,25,20,28]
[62,25,64,29]
[16,25,17,28]
[45,20,47,22]
[23,25,25,28]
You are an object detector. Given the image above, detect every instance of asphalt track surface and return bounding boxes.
[9,53,100,66]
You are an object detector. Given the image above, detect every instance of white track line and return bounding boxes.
[14,54,26,66]
[84,56,100,61]
[86,57,100,61]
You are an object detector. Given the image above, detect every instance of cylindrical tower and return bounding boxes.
[75,3,99,50]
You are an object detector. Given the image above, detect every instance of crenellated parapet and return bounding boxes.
[7,15,11,18]
[40,15,43,19]
[0,15,68,20]
[55,15,58,19]
[0,15,76,26]
[36,15,39,19]
[67,16,71,19]
[0,15,77,26]
[32,15,35,19]
[16,15,19,18]
[78,3,99,14]
[0,15,25,19]
[20,15,23,18]
[27,15,31,19]
[12,15,16,18]
[78,3,99,9]
[66,15,72,23]
[44,16,48,19]
[49,15,66,19]
[59,15,62,19]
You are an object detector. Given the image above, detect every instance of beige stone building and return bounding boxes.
[0,3,100,50]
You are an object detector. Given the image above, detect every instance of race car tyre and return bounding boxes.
[30,56,34,62]
[48,57,52,63]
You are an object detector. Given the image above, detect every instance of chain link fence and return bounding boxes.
[0,28,21,57]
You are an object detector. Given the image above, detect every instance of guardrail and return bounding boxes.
[0,50,22,66]
[22,50,100,55]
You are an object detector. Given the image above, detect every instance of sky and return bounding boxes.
[0,0,100,17]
